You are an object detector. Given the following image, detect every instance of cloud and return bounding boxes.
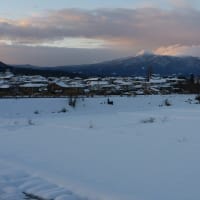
[154,44,200,57]
[1,7,200,65]
[0,7,200,50]
[167,0,200,9]
[168,0,192,8]
[0,44,128,66]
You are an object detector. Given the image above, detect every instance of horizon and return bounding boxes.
[0,0,200,66]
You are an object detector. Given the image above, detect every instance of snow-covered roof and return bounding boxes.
[150,87,160,92]
[31,79,48,83]
[89,81,109,86]
[0,84,10,89]
[166,78,186,82]
[55,81,68,88]
[86,78,100,81]
[134,85,143,89]
[133,77,146,81]
[149,79,167,84]
[113,80,132,85]
[160,84,172,88]
[56,81,84,88]
[101,84,116,88]
[69,83,85,88]
[0,80,5,84]
[135,90,144,95]
[20,83,47,88]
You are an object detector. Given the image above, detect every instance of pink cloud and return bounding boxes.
[154,44,200,57]
[0,7,199,49]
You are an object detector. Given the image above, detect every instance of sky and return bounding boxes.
[0,0,200,66]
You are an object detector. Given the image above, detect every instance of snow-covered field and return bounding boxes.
[0,95,200,200]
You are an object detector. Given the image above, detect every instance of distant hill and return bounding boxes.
[1,54,200,77]
[0,63,80,77]
[0,61,9,71]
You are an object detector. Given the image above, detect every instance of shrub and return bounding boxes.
[164,99,171,106]
[195,95,200,103]
[68,97,77,108]
[28,119,34,125]
[107,98,114,105]
[34,110,39,114]
[141,117,156,124]
[89,121,94,129]
[58,108,68,113]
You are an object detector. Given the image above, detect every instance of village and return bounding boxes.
[0,70,199,97]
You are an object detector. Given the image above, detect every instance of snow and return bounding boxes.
[0,84,10,89]
[20,83,47,88]
[113,80,132,85]
[0,95,200,200]
[149,78,166,84]
[55,81,69,88]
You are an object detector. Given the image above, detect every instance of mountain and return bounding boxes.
[1,54,200,77]
[57,54,200,77]
[0,63,80,77]
[0,61,9,71]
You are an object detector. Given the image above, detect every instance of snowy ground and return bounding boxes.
[0,95,200,200]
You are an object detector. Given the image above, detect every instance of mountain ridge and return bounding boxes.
[1,54,200,77]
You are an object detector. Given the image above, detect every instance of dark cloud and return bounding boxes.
[1,7,200,65]
[0,7,200,48]
[0,44,129,66]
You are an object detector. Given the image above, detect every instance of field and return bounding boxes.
[0,95,200,200]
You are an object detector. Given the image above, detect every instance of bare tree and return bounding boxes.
[146,66,153,82]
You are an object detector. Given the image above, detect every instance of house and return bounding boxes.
[48,81,84,96]
[0,84,12,96]
[19,83,48,96]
